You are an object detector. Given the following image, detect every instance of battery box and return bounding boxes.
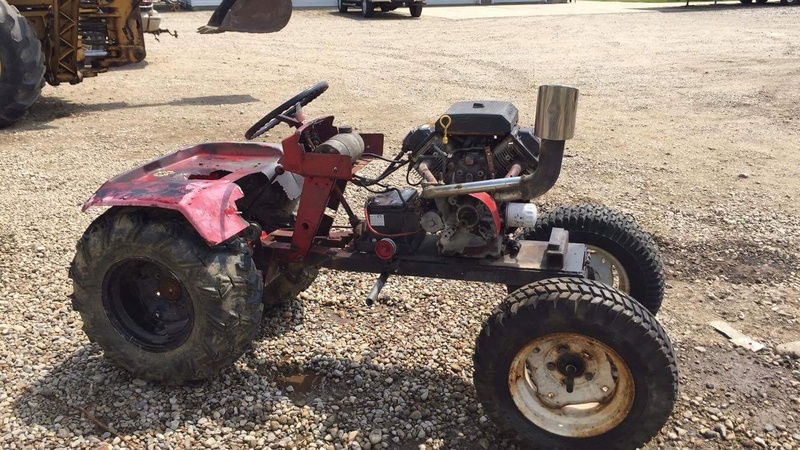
[357,189,423,255]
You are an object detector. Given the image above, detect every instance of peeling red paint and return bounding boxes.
[83,142,285,245]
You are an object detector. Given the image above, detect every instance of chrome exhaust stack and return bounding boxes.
[420,84,579,201]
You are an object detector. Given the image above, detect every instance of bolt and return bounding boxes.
[602,386,609,393]
[547,392,555,398]
[546,362,556,371]
[533,347,540,353]
[585,373,594,381]
[558,347,568,355]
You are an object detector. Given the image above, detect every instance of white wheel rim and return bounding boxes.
[586,245,631,294]
[508,333,635,438]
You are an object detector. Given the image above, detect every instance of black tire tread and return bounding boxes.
[474,277,678,450]
[0,0,45,127]
[70,208,263,382]
[362,0,375,17]
[524,204,665,314]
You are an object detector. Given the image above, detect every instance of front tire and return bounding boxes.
[474,278,678,450]
[522,205,665,315]
[409,3,423,17]
[0,0,46,127]
[361,0,375,17]
[338,0,348,13]
[70,208,264,382]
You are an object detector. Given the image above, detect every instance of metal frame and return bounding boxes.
[84,113,588,291]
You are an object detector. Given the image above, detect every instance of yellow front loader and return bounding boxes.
[0,0,291,126]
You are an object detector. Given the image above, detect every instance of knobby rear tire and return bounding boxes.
[70,208,263,382]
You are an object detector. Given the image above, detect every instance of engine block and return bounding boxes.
[396,100,542,259]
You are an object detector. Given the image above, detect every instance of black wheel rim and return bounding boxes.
[103,258,194,352]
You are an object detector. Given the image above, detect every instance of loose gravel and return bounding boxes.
[1,4,800,449]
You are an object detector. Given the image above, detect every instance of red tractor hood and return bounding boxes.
[84,142,298,245]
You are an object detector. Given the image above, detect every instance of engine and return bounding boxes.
[359,100,542,259]
[402,101,541,184]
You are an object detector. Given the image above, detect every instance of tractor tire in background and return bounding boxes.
[521,205,665,315]
[0,0,46,127]
[263,265,319,308]
[409,3,423,16]
[69,208,264,382]
[474,278,678,450]
[361,0,374,17]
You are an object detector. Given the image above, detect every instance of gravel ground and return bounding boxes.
[2,4,800,449]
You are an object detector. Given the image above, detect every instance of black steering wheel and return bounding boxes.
[245,81,329,140]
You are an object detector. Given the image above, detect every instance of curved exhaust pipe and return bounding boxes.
[421,84,579,201]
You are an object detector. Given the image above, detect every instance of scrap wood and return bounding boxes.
[72,405,142,450]
[709,320,765,352]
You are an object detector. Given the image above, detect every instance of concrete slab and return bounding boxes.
[422,1,738,19]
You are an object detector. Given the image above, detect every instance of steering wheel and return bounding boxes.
[245,81,329,140]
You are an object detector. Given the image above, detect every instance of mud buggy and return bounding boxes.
[70,82,678,449]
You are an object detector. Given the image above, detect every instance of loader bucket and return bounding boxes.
[204,0,292,33]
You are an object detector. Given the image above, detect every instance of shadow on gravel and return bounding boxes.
[12,302,491,449]
[6,94,260,131]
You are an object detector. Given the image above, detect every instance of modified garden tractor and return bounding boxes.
[0,0,291,126]
[69,81,679,449]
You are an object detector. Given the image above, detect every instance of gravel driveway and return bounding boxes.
[1,4,799,449]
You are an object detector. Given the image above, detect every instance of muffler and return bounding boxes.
[421,85,579,201]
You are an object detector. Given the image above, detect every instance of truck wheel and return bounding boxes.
[69,208,264,382]
[739,0,753,3]
[522,205,665,315]
[361,0,375,17]
[474,278,678,450]
[263,265,319,308]
[338,0,348,13]
[780,0,797,5]
[756,0,769,3]
[0,0,46,127]
[409,3,423,17]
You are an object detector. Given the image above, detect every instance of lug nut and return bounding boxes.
[546,362,556,371]
[585,373,593,381]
